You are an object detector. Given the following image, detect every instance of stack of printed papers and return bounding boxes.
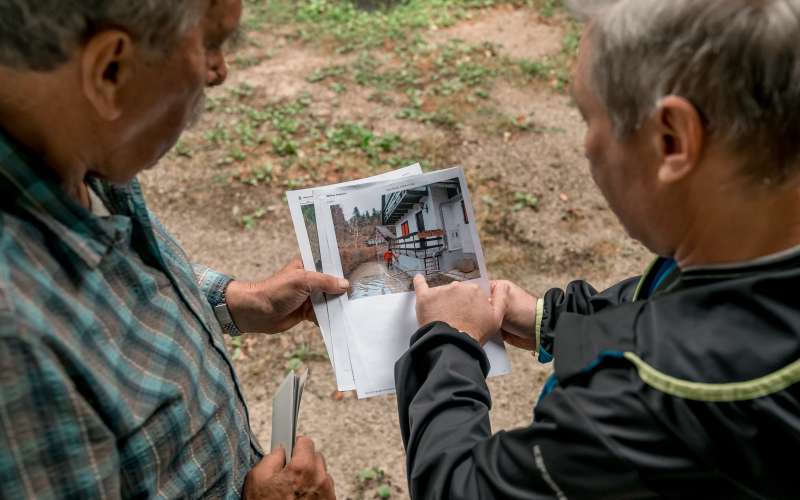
[288,165,511,398]
[270,369,308,461]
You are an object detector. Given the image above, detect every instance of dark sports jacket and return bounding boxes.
[395,252,800,499]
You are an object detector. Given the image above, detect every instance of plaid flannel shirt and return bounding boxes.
[0,129,263,499]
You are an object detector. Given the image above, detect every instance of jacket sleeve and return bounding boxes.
[395,322,691,500]
[536,277,640,362]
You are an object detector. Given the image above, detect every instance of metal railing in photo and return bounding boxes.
[389,230,445,275]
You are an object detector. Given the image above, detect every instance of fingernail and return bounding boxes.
[338,279,350,289]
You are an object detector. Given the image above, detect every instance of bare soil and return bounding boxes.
[139,5,649,498]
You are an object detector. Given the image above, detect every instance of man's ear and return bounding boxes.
[80,30,135,121]
[652,95,705,184]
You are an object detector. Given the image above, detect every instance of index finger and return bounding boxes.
[413,274,429,295]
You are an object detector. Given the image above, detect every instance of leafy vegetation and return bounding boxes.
[170,0,581,238]
[355,467,397,499]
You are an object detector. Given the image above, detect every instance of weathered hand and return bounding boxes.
[413,274,503,345]
[243,437,335,500]
[490,280,539,351]
[225,258,349,334]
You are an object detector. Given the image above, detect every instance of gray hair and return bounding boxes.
[568,0,800,183]
[0,0,205,71]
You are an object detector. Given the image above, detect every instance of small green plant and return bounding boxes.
[563,23,581,56]
[240,208,267,230]
[518,58,551,80]
[173,141,193,158]
[232,54,265,69]
[273,137,299,156]
[285,177,307,189]
[231,336,243,360]
[230,82,255,100]
[540,0,559,18]
[356,466,394,499]
[284,343,327,372]
[229,146,248,162]
[359,468,378,481]
[307,65,346,83]
[327,123,374,151]
[286,357,302,371]
[512,192,540,212]
[238,164,274,186]
[205,122,231,146]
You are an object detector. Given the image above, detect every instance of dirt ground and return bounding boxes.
[139,3,650,498]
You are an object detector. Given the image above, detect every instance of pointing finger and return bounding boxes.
[413,274,429,295]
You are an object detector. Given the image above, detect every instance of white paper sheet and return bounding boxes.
[287,164,422,391]
[315,167,511,398]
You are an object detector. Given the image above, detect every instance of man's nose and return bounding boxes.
[207,55,228,87]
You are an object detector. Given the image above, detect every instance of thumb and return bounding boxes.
[413,274,429,295]
[304,271,350,295]
[490,281,510,323]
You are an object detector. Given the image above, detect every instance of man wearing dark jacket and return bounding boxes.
[396,0,800,498]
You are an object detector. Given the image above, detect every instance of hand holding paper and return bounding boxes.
[287,164,425,392]
[491,280,540,351]
[247,370,334,499]
[244,438,334,500]
[226,258,349,334]
[288,165,511,398]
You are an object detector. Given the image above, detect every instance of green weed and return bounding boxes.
[240,208,267,229]
[173,141,194,158]
[512,192,540,212]
[356,467,395,500]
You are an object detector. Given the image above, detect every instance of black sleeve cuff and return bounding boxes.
[408,321,491,377]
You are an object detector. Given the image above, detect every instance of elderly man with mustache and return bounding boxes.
[0,1,342,498]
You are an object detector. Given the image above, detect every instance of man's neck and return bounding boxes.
[0,66,93,208]
[674,179,800,268]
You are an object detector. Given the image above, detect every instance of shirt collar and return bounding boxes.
[685,245,800,272]
[0,127,117,268]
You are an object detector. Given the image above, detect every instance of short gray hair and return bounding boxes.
[568,0,800,183]
[0,0,205,71]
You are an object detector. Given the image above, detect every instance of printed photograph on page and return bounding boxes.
[330,176,481,300]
